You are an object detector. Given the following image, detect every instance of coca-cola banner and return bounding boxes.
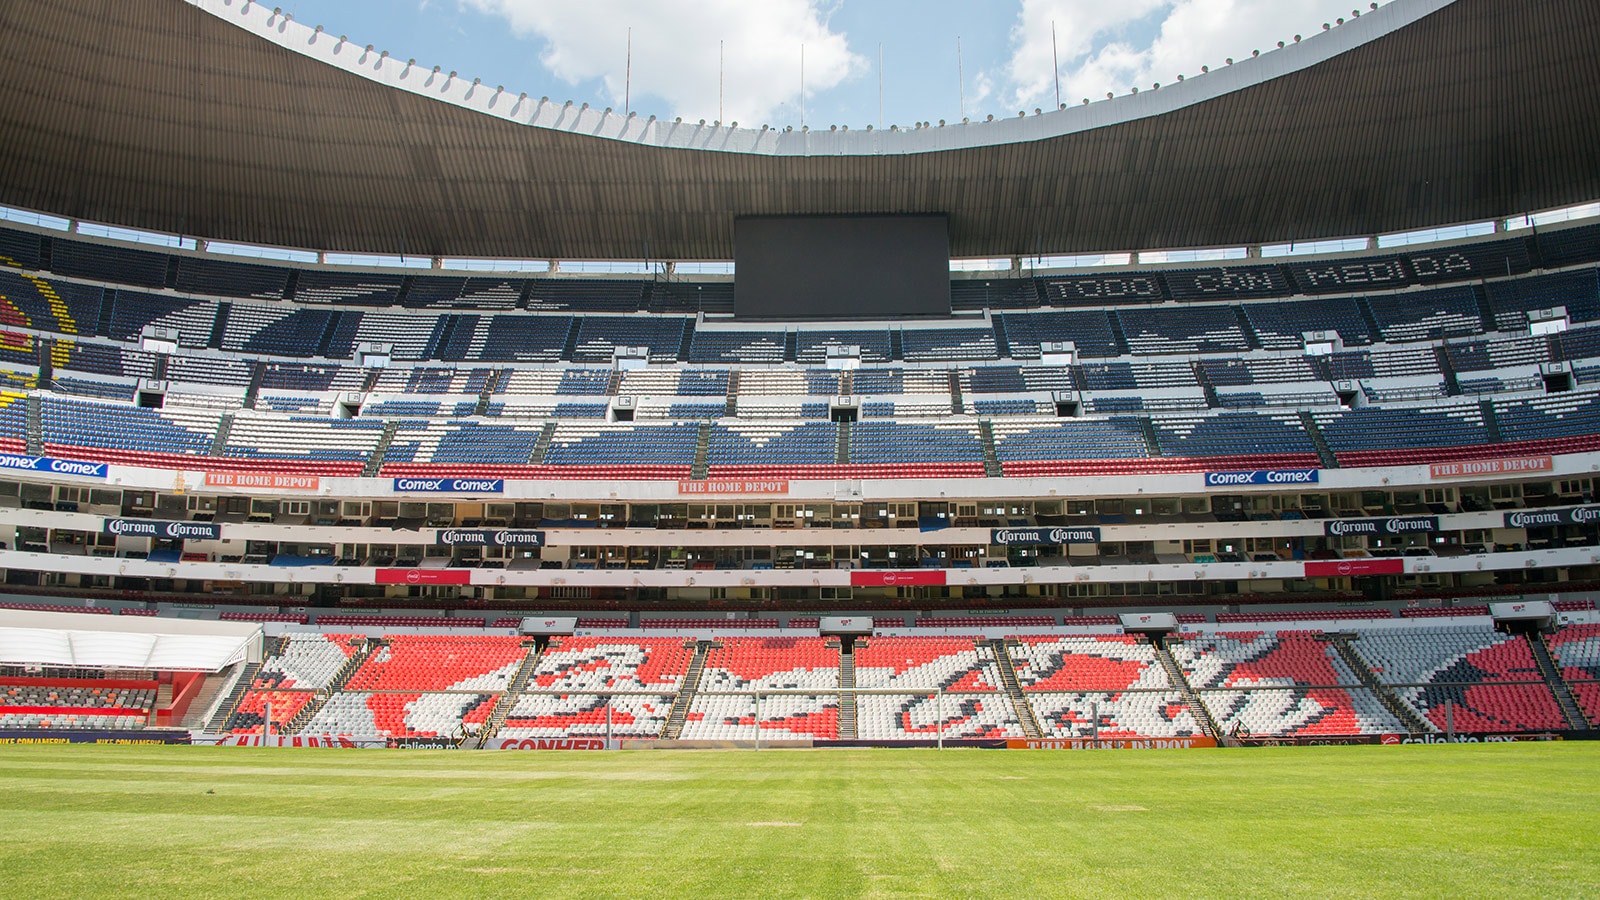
[850,570,947,587]
[1304,558,1405,577]
[1503,506,1600,529]
[374,568,472,585]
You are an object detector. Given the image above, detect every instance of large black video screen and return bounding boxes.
[735,215,950,319]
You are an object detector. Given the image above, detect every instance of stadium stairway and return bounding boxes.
[948,371,964,414]
[362,422,400,478]
[977,421,1002,478]
[208,413,234,457]
[835,421,851,464]
[475,641,544,747]
[1138,417,1162,456]
[1527,633,1591,730]
[990,639,1042,739]
[661,640,710,739]
[242,360,266,409]
[1153,637,1222,740]
[1480,400,1505,445]
[838,642,857,740]
[205,659,263,733]
[1298,411,1340,469]
[530,422,557,464]
[1435,346,1461,396]
[286,639,376,735]
[1329,635,1430,734]
[184,664,248,730]
[25,394,42,456]
[690,423,711,480]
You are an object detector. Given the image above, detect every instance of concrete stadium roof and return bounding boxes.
[0,0,1596,261]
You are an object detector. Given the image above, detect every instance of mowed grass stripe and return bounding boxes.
[0,743,1595,898]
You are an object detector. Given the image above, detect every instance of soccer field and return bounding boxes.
[0,743,1595,898]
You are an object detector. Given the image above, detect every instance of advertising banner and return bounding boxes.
[392,477,505,494]
[1378,732,1565,745]
[102,518,222,541]
[374,568,472,585]
[1304,558,1405,577]
[1006,736,1217,750]
[1429,455,1552,479]
[1322,516,1438,537]
[0,452,107,480]
[850,570,947,587]
[1203,468,1319,487]
[677,479,790,495]
[0,729,190,745]
[1503,506,1600,529]
[433,529,545,547]
[204,472,321,491]
[989,526,1101,545]
[194,733,378,748]
[488,737,612,751]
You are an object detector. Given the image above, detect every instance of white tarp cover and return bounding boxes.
[0,610,261,671]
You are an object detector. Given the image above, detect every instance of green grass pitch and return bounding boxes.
[0,743,1596,898]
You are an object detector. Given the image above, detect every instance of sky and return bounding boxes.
[270,0,1381,130]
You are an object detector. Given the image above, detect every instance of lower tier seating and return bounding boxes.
[1028,691,1200,739]
[300,691,499,738]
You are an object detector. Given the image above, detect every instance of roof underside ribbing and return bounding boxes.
[0,0,1596,261]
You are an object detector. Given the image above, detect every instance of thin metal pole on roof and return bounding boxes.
[800,43,806,128]
[1052,22,1061,110]
[624,27,632,117]
[957,37,965,120]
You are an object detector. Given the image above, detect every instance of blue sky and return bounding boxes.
[273,0,1378,129]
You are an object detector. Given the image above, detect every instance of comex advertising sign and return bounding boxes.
[393,477,504,494]
[435,529,545,547]
[0,452,107,480]
[1323,516,1439,537]
[1205,468,1319,487]
[989,527,1101,545]
[102,518,222,540]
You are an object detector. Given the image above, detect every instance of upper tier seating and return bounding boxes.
[526,279,644,312]
[570,316,690,363]
[1148,412,1318,458]
[1115,305,1249,355]
[1349,628,1565,733]
[999,310,1120,358]
[795,329,893,364]
[0,270,102,335]
[441,315,571,362]
[900,327,998,362]
[342,636,527,692]
[1242,297,1373,349]
[222,306,331,358]
[293,271,403,306]
[1199,355,1320,385]
[108,291,215,347]
[1486,269,1600,329]
[1365,287,1484,342]
[688,330,785,364]
[961,366,1076,394]
[403,276,525,310]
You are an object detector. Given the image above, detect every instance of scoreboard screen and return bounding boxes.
[735,215,950,319]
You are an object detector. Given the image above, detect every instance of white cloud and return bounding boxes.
[462,0,866,125]
[1002,0,1374,109]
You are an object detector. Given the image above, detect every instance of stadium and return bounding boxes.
[0,0,1599,893]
